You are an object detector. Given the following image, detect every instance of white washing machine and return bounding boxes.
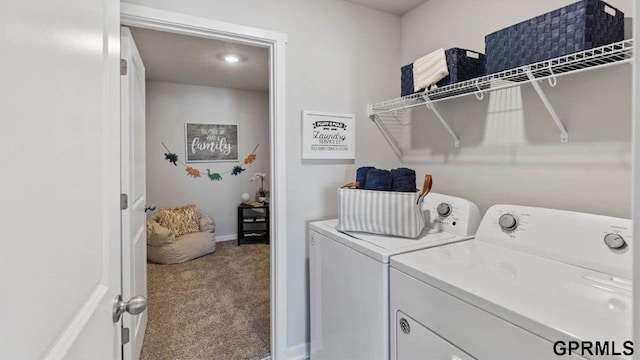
[390,205,633,360]
[309,193,481,360]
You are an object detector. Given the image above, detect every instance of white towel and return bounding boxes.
[413,48,449,92]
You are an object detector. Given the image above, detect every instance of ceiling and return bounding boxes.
[129,27,269,91]
[346,0,428,15]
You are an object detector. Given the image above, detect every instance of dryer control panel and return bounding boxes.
[422,193,481,237]
[476,205,632,280]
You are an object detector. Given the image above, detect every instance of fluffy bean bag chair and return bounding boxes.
[146,205,216,264]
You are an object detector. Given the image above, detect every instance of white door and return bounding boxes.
[0,0,122,359]
[121,27,148,360]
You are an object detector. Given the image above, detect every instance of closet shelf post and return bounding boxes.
[525,68,569,143]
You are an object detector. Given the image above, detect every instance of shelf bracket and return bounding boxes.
[525,69,569,143]
[423,94,460,147]
[370,114,404,159]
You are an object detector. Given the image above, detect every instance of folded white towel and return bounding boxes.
[413,48,449,92]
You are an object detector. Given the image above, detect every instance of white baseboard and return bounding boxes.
[287,342,309,360]
[216,234,237,242]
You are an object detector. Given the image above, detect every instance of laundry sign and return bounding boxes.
[302,111,355,160]
[185,123,239,162]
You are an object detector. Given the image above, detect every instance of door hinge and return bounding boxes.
[122,327,130,345]
[120,59,128,75]
[121,193,128,210]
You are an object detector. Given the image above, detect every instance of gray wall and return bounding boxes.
[146,81,270,237]
[400,0,632,218]
[125,0,402,351]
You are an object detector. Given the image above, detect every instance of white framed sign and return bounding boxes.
[302,111,355,160]
[185,123,239,163]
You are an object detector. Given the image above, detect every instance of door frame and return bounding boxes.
[120,4,289,359]
[633,0,640,350]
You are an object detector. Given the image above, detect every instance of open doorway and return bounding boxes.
[121,6,288,358]
[124,25,273,359]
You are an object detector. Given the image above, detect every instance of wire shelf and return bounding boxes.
[370,39,633,116]
[368,39,633,156]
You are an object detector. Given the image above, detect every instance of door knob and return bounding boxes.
[113,295,147,322]
[144,204,156,212]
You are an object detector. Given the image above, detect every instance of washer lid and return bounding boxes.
[310,219,469,263]
[391,240,632,347]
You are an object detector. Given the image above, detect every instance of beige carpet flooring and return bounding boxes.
[141,241,270,360]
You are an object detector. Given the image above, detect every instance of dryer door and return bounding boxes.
[396,311,476,360]
[309,231,388,359]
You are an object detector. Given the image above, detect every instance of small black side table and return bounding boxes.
[237,203,270,246]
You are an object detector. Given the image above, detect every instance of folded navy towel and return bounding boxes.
[356,167,376,188]
[364,169,392,191]
[391,168,417,192]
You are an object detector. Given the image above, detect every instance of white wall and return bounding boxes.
[124,0,402,351]
[146,81,269,237]
[400,0,632,219]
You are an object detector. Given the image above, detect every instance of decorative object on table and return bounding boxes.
[184,123,239,162]
[251,172,268,202]
[337,174,433,238]
[147,206,216,264]
[240,193,251,204]
[161,142,259,183]
[302,110,355,160]
[484,0,624,74]
[401,48,485,96]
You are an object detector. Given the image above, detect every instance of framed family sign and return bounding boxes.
[302,111,355,160]
[185,123,239,162]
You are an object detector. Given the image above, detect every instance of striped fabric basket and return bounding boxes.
[337,175,432,238]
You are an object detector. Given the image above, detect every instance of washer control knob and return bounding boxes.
[437,203,452,217]
[499,214,518,231]
[604,233,626,250]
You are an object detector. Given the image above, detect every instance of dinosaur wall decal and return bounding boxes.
[162,143,259,183]
[207,169,223,181]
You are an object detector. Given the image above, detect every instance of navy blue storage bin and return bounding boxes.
[401,63,418,97]
[437,48,486,87]
[402,48,486,97]
[485,0,624,74]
